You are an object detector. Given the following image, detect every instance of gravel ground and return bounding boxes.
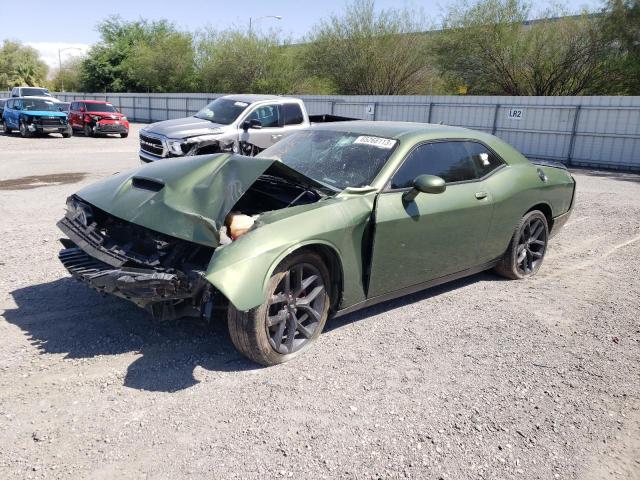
[0,125,639,480]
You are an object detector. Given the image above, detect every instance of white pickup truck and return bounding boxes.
[139,94,352,163]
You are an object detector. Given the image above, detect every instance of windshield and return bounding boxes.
[258,130,398,190]
[22,99,60,112]
[85,103,117,113]
[21,88,50,97]
[195,98,251,124]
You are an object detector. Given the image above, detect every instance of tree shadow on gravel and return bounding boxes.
[4,278,258,393]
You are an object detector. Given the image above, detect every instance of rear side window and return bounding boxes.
[391,141,477,188]
[463,141,504,178]
[283,103,304,125]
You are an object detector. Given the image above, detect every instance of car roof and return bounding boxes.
[222,94,298,104]
[80,100,113,104]
[310,120,474,139]
[14,96,61,102]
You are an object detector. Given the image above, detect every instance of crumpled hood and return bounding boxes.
[144,117,227,139]
[74,153,330,248]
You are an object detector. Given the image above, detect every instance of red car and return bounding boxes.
[68,100,129,138]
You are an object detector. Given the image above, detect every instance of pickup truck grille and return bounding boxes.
[140,133,164,157]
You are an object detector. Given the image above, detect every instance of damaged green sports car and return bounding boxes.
[57,121,576,365]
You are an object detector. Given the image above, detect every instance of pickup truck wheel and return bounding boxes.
[19,120,31,138]
[120,132,128,138]
[494,210,548,280]
[62,126,72,138]
[227,251,331,366]
[84,124,93,137]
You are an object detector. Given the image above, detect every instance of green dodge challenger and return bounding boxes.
[57,122,575,365]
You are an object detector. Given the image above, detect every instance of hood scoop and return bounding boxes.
[132,176,165,192]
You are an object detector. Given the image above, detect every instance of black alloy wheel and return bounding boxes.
[266,263,327,355]
[515,216,547,275]
[495,210,549,280]
[227,251,331,366]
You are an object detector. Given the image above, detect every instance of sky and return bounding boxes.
[0,0,604,68]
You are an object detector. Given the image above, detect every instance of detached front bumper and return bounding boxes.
[59,247,192,302]
[57,212,214,320]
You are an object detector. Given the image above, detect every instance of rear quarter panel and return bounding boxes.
[483,162,575,260]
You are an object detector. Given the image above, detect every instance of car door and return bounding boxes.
[7,99,20,128]
[367,140,496,298]
[2,100,10,126]
[242,103,283,150]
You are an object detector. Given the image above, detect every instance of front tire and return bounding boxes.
[2,122,11,134]
[494,210,549,280]
[120,132,129,138]
[19,120,31,138]
[227,251,331,366]
[62,126,72,138]
[84,124,93,137]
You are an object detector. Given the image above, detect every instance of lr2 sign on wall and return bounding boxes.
[507,107,524,120]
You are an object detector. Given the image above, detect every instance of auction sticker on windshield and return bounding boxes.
[354,136,397,149]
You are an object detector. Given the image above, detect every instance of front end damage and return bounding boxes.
[57,198,218,321]
[56,153,332,320]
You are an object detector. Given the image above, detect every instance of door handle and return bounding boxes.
[475,191,488,200]
[271,134,283,141]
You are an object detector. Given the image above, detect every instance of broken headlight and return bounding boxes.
[169,141,184,154]
[65,196,94,227]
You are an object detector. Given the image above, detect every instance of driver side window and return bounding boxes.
[391,141,476,189]
[247,104,280,128]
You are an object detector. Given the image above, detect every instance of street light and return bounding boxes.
[57,47,83,92]
[248,15,283,33]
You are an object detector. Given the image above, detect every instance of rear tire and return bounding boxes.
[227,251,331,366]
[494,210,549,280]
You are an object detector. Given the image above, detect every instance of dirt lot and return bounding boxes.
[0,124,638,480]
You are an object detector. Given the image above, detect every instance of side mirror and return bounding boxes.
[241,119,262,131]
[402,174,446,203]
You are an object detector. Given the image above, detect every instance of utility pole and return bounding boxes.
[57,47,83,92]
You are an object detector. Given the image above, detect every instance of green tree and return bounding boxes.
[51,56,84,92]
[433,0,615,95]
[80,16,195,92]
[600,0,640,94]
[0,40,49,90]
[124,31,196,92]
[303,0,434,95]
[195,28,303,94]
